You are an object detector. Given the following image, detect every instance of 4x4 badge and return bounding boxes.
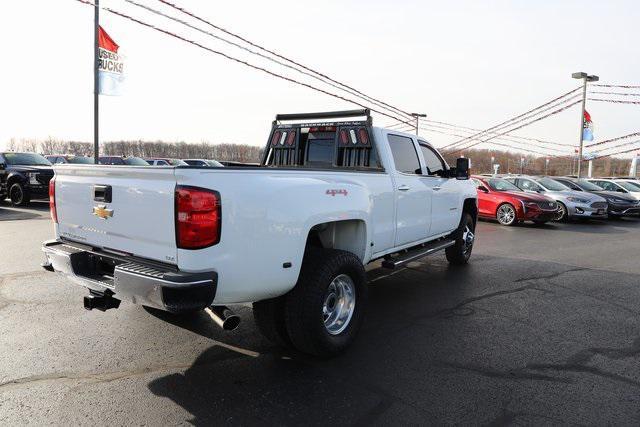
[92,205,114,220]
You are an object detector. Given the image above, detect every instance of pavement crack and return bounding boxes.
[512,267,587,284]
[436,267,587,319]
[524,337,640,389]
[527,363,640,389]
[0,363,195,391]
[438,361,572,384]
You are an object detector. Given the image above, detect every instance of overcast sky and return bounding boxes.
[1,0,639,155]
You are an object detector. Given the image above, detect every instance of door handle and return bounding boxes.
[433,186,442,191]
[398,185,410,191]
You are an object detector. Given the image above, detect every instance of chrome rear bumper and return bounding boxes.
[42,240,217,312]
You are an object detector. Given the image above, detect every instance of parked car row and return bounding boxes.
[0,152,227,206]
[472,174,640,226]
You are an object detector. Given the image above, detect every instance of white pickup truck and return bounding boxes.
[42,109,477,357]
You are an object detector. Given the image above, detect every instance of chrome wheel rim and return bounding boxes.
[497,205,515,225]
[556,204,566,221]
[462,225,475,255]
[323,274,356,335]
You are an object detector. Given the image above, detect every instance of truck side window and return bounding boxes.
[388,134,420,174]
[418,144,445,176]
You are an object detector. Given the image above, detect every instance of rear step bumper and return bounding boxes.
[42,240,217,313]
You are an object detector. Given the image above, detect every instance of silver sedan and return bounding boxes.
[504,176,608,221]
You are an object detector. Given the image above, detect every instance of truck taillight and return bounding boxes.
[358,128,369,144]
[271,130,282,146]
[339,130,349,145]
[175,186,221,249]
[49,177,57,223]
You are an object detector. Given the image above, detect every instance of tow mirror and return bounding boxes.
[455,158,470,180]
[0,163,5,170]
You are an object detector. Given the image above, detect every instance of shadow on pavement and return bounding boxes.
[144,255,640,425]
[0,200,50,221]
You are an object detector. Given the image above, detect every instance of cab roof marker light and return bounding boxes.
[349,129,357,145]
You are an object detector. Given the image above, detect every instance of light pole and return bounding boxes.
[93,0,100,163]
[572,72,599,177]
[411,113,427,136]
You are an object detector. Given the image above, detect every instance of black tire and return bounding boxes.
[446,213,476,265]
[556,202,568,222]
[496,203,517,226]
[284,248,367,358]
[9,182,30,206]
[252,296,293,349]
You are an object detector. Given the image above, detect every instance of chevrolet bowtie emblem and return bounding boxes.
[92,205,114,220]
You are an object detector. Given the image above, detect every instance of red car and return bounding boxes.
[471,175,560,226]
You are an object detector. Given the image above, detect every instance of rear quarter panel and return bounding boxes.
[175,167,394,303]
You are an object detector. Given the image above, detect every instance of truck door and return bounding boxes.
[417,142,460,236]
[387,134,432,246]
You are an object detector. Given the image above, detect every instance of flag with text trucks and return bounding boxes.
[98,26,124,96]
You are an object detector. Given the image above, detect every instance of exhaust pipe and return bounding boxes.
[205,306,240,331]
[84,292,121,311]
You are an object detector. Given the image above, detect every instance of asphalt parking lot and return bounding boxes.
[1,201,639,425]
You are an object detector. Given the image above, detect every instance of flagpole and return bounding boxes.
[576,78,587,178]
[571,71,599,177]
[93,0,100,163]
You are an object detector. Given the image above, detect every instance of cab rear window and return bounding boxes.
[264,125,381,170]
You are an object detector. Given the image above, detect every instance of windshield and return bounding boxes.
[67,156,94,164]
[206,160,223,167]
[538,177,570,191]
[486,178,521,192]
[167,159,188,166]
[124,157,150,166]
[574,179,605,191]
[2,152,51,166]
[617,181,640,191]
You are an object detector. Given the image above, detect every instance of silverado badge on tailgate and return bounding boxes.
[92,205,114,220]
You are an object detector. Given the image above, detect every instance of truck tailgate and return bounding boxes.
[54,166,178,264]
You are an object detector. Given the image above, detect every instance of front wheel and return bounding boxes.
[284,248,367,358]
[9,182,30,206]
[556,202,568,222]
[446,213,476,265]
[496,203,517,226]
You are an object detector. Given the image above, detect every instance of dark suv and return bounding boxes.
[0,152,54,206]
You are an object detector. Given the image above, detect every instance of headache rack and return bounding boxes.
[262,109,381,170]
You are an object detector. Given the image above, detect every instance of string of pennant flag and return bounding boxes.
[75,0,640,160]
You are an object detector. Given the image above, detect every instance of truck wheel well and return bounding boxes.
[7,175,23,186]
[463,198,478,224]
[305,220,367,262]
